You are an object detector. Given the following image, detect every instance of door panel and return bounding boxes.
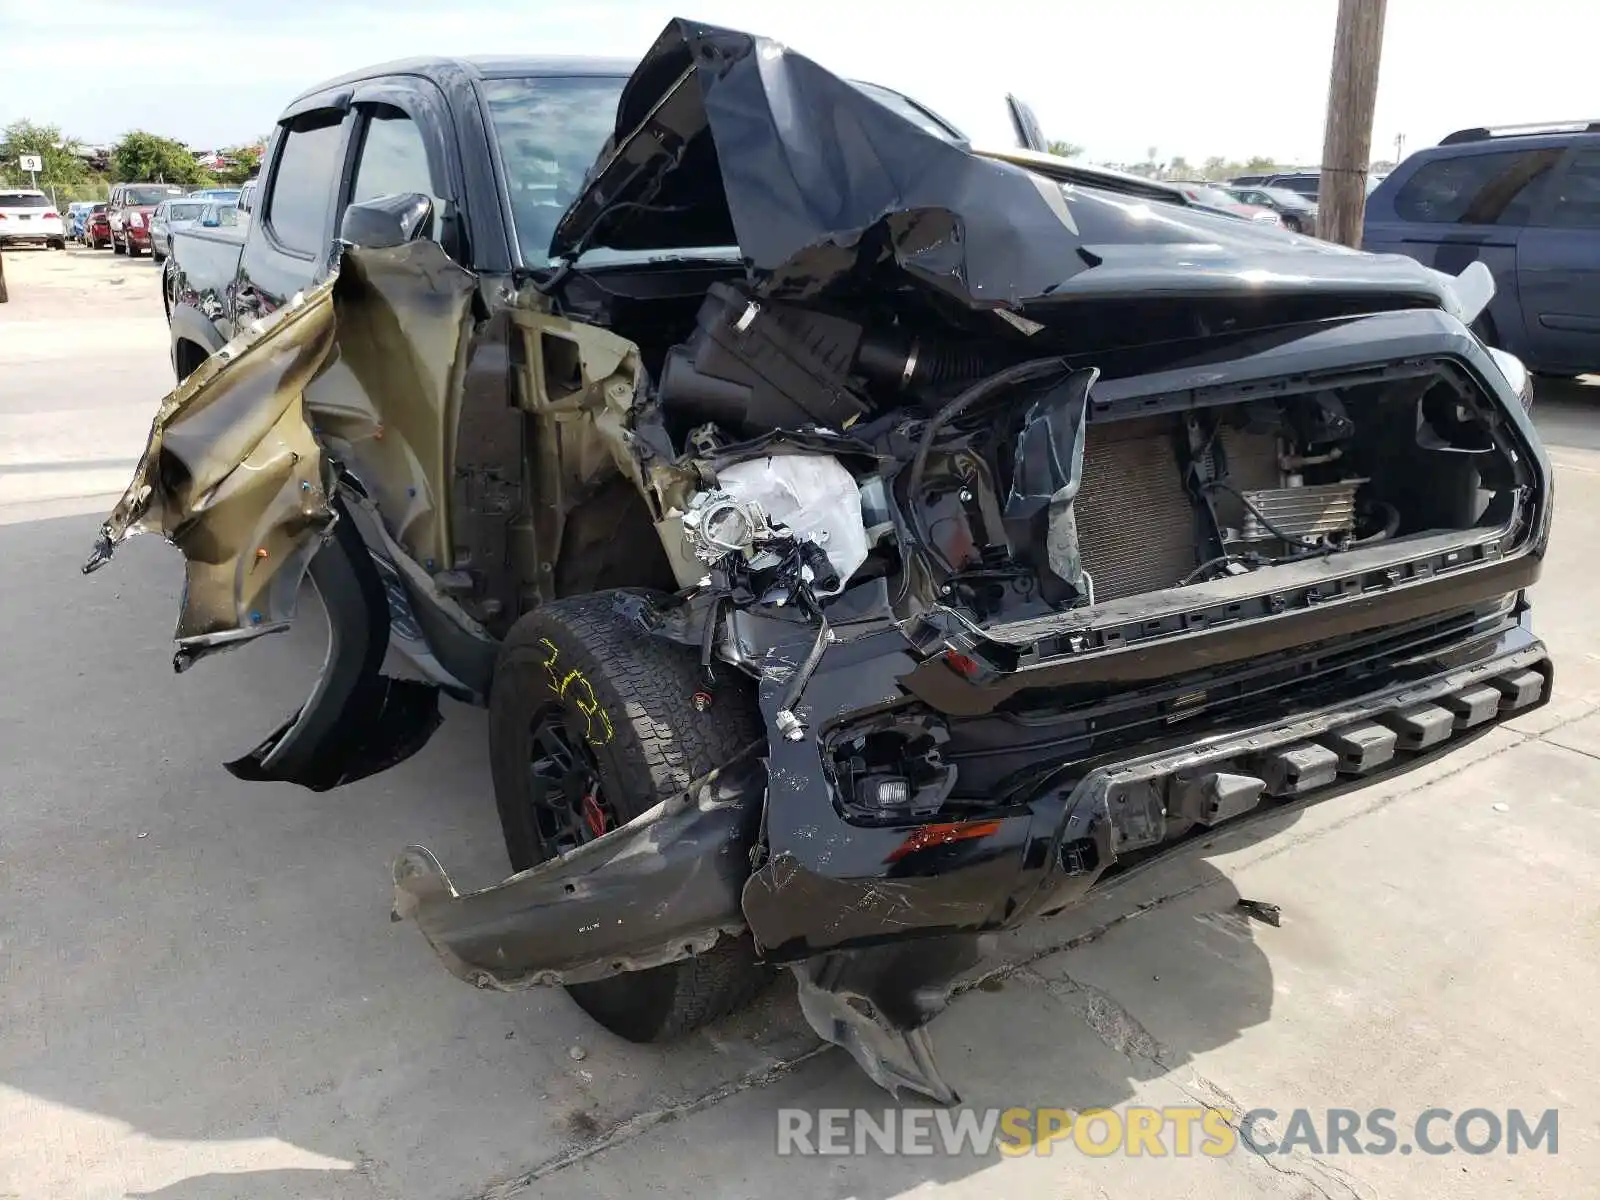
[1364,147,1563,357]
[1517,147,1600,373]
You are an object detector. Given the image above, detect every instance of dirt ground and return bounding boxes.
[3,245,1599,1199]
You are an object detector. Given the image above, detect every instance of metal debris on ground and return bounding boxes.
[1236,898,1282,927]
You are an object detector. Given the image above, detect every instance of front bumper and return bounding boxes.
[395,611,1550,985]
[742,610,1550,955]
[394,607,1549,1101]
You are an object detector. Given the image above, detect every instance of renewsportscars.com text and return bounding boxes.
[775,1105,1559,1158]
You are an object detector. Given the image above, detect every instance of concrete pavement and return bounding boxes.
[2,246,1598,1198]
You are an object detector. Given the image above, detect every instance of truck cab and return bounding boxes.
[163,56,637,381]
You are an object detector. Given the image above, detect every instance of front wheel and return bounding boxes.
[488,590,772,1041]
[112,236,126,256]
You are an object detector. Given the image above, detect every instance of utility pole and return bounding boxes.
[1317,0,1388,247]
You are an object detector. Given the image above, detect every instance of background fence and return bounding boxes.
[0,175,113,206]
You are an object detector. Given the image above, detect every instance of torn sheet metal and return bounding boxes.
[85,237,481,672]
[552,18,1096,308]
[83,282,339,669]
[392,756,766,987]
[791,937,983,1105]
[307,238,479,577]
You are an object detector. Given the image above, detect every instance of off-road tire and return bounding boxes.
[488,589,773,1042]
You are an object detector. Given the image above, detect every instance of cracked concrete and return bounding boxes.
[3,247,1599,1198]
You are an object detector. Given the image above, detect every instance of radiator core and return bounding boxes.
[1071,418,1280,601]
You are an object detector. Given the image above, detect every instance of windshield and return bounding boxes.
[480,74,631,265]
[168,202,207,221]
[0,193,52,208]
[848,81,967,143]
[126,185,183,205]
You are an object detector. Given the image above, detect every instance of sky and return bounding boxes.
[3,0,1598,167]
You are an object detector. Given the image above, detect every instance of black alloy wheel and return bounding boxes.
[524,705,622,858]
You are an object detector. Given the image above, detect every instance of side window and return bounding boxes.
[350,105,440,205]
[265,111,346,255]
[1545,149,1600,230]
[1393,149,1561,225]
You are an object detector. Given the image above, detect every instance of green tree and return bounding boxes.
[1045,138,1084,160]
[0,119,88,186]
[1168,154,1192,179]
[1242,155,1279,174]
[213,144,264,185]
[113,131,202,184]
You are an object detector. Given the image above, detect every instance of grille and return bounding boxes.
[1073,419,1280,601]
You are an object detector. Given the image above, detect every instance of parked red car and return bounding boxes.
[1173,182,1285,228]
[85,204,112,249]
[108,182,184,257]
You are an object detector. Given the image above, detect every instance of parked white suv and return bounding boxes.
[0,190,66,249]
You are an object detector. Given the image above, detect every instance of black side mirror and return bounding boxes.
[339,192,434,250]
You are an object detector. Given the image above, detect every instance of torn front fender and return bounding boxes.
[86,237,485,787]
[392,755,767,987]
[84,282,340,669]
[85,236,481,672]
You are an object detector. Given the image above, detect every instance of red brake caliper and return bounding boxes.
[581,790,609,838]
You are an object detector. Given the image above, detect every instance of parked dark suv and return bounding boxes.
[1231,171,1322,200]
[1365,120,1600,376]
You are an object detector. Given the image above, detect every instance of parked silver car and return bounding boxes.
[149,198,211,263]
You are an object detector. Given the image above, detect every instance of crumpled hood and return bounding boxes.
[552,17,1490,319]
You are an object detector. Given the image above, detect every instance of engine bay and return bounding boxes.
[583,275,1533,652]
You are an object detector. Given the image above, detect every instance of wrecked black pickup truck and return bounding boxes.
[90,18,1553,1102]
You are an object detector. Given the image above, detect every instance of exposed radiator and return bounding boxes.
[1073,417,1193,601]
[1072,418,1280,601]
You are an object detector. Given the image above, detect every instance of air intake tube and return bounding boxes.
[854,334,1012,391]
